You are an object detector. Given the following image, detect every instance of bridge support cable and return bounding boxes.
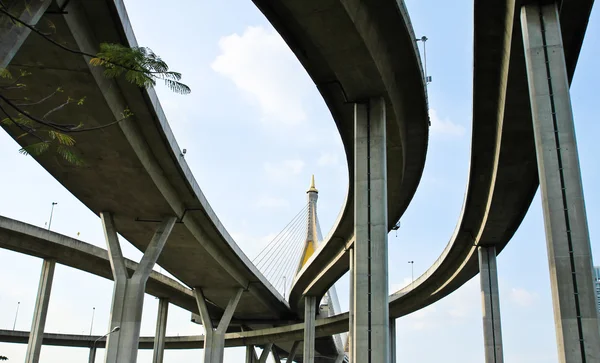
[303,295,317,363]
[101,213,176,363]
[253,204,309,296]
[152,298,169,363]
[478,246,504,363]
[521,4,600,363]
[352,98,389,363]
[260,214,307,291]
[261,214,307,288]
[25,259,56,363]
[194,288,244,363]
[253,204,308,267]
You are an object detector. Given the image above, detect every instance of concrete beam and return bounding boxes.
[102,213,176,363]
[353,98,389,363]
[25,259,55,363]
[0,0,52,68]
[152,298,169,363]
[195,288,244,363]
[478,246,503,363]
[521,4,600,363]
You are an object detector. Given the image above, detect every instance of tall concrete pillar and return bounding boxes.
[521,4,600,363]
[0,0,52,68]
[101,213,176,363]
[389,318,396,363]
[348,247,354,362]
[152,298,169,363]
[303,296,317,363]
[25,259,56,363]
[478,246,504,363]
[271,345,282,363]
[88,346,96,363]
[353,98,389,363]
[194,288,244,363]
[287,341,299,362]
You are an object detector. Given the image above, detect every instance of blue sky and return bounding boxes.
[0,1,599,362]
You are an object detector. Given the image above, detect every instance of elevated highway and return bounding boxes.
[290,0,595,317]
[2,0,428,321]
[1,0,428,360]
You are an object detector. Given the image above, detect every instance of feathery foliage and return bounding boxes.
[0,3,190,165]
[91,43,190,94]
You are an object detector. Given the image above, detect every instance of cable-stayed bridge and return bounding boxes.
[0,0,598,362]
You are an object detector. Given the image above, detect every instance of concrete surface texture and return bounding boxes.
[478,246,504,363]
[521,3,600,362]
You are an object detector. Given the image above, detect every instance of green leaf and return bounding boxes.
[77,96,86,106]
[19,142,50,156]
[0,68,12,79]
[48,130,76,146]
[56,145,84,165]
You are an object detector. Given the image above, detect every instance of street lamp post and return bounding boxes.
[89,307,95,335]
[92,326,120,350]
[12,301,20,330]
[408,261,414,283]
[47,202,58,231]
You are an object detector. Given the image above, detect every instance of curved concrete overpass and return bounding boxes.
[291,0,595,318]
[2,0,429,323]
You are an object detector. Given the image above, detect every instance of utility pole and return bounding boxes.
[47,202,58,231]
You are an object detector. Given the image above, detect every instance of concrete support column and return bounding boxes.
[521,4,600,363]
[194,288,244,363]
[353,98,389,363]
[0,0,52,68]
[271,345,282,363]
[88,346,97,363]
[348,247,354,362]
[478,246,504,363]
[245,345,256,363]
[101,213,176,363]
[152,298,169,363]
[303,295,317,363]
[25,259,56,363]
[287,341,299,362]
[390,318,396,363]
[257,343,273,363]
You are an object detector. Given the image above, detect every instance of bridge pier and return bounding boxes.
[303,295,317,363]
[25,259,55,363]
[245,345,257,363]
[101,213,176,363]
[478,246,504,363]
[152,298,169,363]
[353,97,389,363]
[194,287,243,363]
[390,318,396,363]
[521,3,600,363]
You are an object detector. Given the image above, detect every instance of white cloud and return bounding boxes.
[429,109,465,137]
[211,26,311,126]
[318,152,339,167]
[256,196,289,208]
[509,287,538,308]
[264,159,305,182]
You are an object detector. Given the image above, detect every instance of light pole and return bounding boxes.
[408,261,414,283]
[89,307,95,335]
[47,202,58,231]
[12,301,20,330]
[92,326,120,350]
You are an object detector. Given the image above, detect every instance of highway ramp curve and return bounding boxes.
[1,0,428,339]
[291,0,595,319]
